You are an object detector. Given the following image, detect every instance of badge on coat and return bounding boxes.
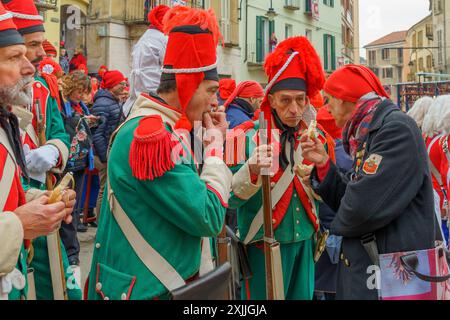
[362,154,383,175]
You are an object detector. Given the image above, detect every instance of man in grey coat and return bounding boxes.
[301,65,438,300]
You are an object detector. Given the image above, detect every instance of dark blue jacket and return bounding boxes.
[315,139,353,294]
[311,100,438,300]
[226,98,255,129]
[91,89,124,162]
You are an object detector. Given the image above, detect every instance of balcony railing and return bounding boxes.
[389,56,404,66]
[246,43,271,69]
[34,0,57,10]
[343,45,354,60]
[284,0,301,10]
[221,20,239,46]
[125,0,206,24]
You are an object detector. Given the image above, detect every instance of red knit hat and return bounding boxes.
[324,64,389,103]
[161,6,222,131]
[224,81,264,108]
[219,78,236,100]
[0,2,24,48]
[43,39,57,56]
[2,0,45,35]
[316,105,342,140]
[39,57,63,78]
[261,36,325,130]
[310,92,324,110]
[98,65,108,78]
[101,70,126,89]
[148,5,170,33]
[77,64,88,75]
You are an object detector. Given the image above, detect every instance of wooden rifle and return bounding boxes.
[217,225,233,299]
[35,98,68,300]
[259,112,285,300]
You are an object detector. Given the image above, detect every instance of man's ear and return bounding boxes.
[268,94,275,107]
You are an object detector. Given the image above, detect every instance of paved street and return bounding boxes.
[78,227,97,289]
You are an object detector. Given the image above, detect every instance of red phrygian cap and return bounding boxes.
[2,0,45,35]
[261,36,325,131]
[324,64,389,103]
[0,2,24,48]
[162,5,222,131]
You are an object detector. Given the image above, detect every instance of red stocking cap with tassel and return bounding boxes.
[261,36,325,136]
[2,0,45,35]
[129,6,222,181]
[161,6,222,131]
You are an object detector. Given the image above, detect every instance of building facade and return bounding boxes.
[430,0,450,76]
[238,0,343,84]
[365,31,408,99]
[406,14,436,82]
[85,0,240,78]
[35,0,89,60]
[341,0,359,65]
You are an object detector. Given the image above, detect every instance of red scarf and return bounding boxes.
[71,101,84,115]
[343,96,383,158]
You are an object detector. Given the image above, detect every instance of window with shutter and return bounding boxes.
[256,16,263,63]
[331,35,336,70]
[323,34,329,70]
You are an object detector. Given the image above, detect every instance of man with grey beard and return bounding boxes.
[3,0,80,300]
[0,1,76,300]
[0,76,34,106]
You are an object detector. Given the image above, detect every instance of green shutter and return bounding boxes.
[306,0,311,12]
[330,0,334,7]
[256,16,263,63]
[331,35,336,70]
[323,34,328,71]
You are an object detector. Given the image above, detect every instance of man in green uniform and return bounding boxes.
[87,6,232,300]
[228,36,333,300]
[0,2,76,300]
[3,0,80,300]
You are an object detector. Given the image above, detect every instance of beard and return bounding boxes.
[0,76,34,106]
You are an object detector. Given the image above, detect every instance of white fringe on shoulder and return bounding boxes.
[436,95,450,135]
[422,95,450,137]
[407,96,434,129]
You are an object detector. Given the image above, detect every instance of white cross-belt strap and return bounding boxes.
[442,138,450,187]
[0,129,17,211]
[243,143,302,245]
[24,124,39,148]
[107,179,186,291]
[428,135,445,187]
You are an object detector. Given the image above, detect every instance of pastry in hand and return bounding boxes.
[307,120,318,140]
[295,163,314,178]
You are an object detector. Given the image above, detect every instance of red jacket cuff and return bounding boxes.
[317,159,331,182]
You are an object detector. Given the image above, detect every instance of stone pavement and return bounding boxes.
[78,227,97,290]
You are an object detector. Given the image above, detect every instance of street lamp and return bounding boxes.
[266,0,277,21]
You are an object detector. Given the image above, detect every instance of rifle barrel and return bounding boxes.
[258,112,275,300]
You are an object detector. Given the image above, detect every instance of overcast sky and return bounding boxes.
[359,0,430,58]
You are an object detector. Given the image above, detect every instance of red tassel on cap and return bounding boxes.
[129,115,180,181]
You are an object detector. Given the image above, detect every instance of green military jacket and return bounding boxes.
[229,120,330,245]
[19,76,79,300]
[87,94,232,300]
[22,76,70,190]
